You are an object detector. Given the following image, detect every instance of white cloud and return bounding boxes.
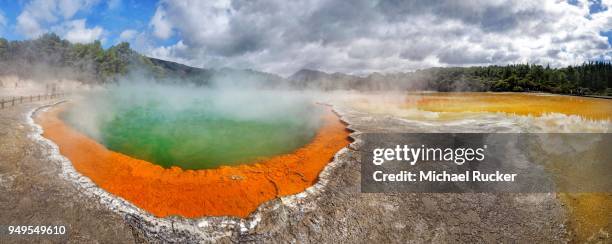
[17,0,56,37]
[149,40,190,64]
[58,0,83,18]
[107,0,122,10]
[57,19,104,44]
[119,29,137,41]
[16,0,102,39]
[61,0,101,18]
[146,0,612,76]
[16,12,44,37]
[150,7,173,39]
[0,11,7,29]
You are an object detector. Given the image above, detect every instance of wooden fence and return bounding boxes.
[0,93,66,109]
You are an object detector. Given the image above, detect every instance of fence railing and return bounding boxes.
[0,93,66,109]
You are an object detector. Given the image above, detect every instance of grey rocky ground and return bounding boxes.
[0,99,570,243]
[0,101,141,243]
[233,106,569,243]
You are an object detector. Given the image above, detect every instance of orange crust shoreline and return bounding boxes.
[36,104,351,218]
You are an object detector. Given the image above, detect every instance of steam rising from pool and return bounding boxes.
[62,81,324,169]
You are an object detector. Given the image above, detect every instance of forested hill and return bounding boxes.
[288,63,612,95]
[0,34,610,95]
[414,63,611,95]
[0,33,283,86]
[0,33,141,82]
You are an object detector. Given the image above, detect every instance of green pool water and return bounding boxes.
[63,90,323,170]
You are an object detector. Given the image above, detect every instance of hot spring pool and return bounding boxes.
[36,87,350,218]
[61,88,324,170]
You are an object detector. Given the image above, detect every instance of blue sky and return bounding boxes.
[0,0,175,48]
[586,0,612,44]
[0,0,610,75]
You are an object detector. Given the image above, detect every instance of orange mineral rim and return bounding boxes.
[36,103,351,218]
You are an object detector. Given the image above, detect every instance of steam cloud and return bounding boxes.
[62,72,325,145]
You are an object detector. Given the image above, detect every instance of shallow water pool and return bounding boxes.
[62,88,323,169]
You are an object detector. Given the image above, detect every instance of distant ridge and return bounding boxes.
[148,58,207,76]
[0,34,610,95]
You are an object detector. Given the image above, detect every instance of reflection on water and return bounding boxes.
[346,92,611,133]
[344,92,611,242]
[413,92,611,120]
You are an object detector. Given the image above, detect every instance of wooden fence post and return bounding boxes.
[0,93,67,109]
